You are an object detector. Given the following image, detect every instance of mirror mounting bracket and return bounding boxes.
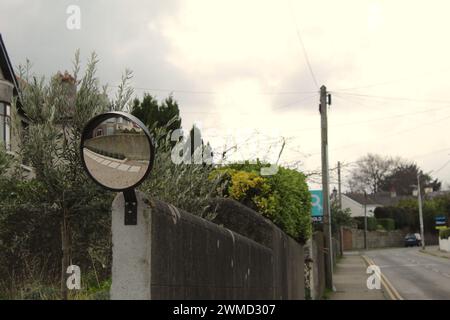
[123,188,137,225]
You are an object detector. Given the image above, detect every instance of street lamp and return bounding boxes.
[411,175,426,250]
[363,191,368,250]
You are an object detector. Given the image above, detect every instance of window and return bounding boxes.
[0,102,10,151]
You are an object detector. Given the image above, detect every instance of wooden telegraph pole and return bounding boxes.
[320,85,333,289]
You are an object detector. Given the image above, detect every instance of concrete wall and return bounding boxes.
[343,228,406,250]
[343,228,439,250]
[111,193,305,300]
[85,134,150,160]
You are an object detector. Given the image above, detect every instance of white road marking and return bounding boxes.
[117,164,130,171]
[108,162,120,168]
[128,166,141,172]
[379,263,437,268]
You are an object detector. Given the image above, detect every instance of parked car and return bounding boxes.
[404,233,421,247]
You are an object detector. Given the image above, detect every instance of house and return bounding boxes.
[93,116,142,137]
[0,33,29,154]
[341,191,415,218]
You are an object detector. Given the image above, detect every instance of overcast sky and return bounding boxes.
[2,0,450,190]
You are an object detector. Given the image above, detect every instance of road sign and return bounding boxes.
[310,190,323,221]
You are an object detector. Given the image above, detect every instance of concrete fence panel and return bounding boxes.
[85,134,150,160]
[111,193,305,300]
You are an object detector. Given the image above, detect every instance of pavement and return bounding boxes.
[330,252,386,300]
[365,246,450,299]
[419,245,450,259]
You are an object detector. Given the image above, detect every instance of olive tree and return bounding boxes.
[11,51,132,299]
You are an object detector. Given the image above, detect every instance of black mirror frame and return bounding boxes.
[80,111,155,192]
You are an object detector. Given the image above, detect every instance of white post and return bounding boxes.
[110,191,152,300]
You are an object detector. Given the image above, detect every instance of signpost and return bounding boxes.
[310,190,323,223]
[435,215,448,230]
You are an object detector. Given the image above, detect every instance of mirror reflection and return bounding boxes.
[82,115,151,190]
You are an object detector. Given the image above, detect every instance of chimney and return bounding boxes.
[55,70,77,119]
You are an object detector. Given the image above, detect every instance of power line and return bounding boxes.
[434,159,450,174]
[179,94,317,116]
[334,66,450,92]
[411,147,450,159]
[305,111,450,156]
[333,91,450,105]
[271,95,450,134]
[288,0,319,89]
[109,84,317,96]
[272,94,318,110]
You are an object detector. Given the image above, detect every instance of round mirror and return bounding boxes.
[80,112,154,191]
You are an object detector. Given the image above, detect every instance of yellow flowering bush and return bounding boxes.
[211,162,312,243]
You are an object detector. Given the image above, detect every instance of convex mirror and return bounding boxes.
[80,112,154,191]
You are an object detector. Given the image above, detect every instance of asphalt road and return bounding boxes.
[83,148,148,189]
[365,246,450,300]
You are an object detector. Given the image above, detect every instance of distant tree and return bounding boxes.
[131,93,181,133]
[330,201,354,233]
[380,163,441,196]
[348,153,401,194]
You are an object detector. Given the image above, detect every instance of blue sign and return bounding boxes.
[435,216,447,225]
[310,190,323,218]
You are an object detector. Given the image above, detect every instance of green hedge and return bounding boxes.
[377,218,395,231]
[212,161,312,243]
[353,216,377,231]
[439,228,450,239]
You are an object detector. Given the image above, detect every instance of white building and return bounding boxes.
[340,192,415,218]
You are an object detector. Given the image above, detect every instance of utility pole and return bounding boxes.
[364,191,368,250]
[337,161,342,209]
[417,173,426,250]
[337,161,344,256]
[320,85,333,289]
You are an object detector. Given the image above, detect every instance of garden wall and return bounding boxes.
[343,228,439,250]
[111,193,304,299]
[439,236,450,252]
[343,228,406,250]
[85,134,150,160]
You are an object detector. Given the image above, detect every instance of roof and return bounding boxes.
[0,33,25,115]
[344,192,415,207]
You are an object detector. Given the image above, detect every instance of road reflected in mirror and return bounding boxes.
[82,115,151,190]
